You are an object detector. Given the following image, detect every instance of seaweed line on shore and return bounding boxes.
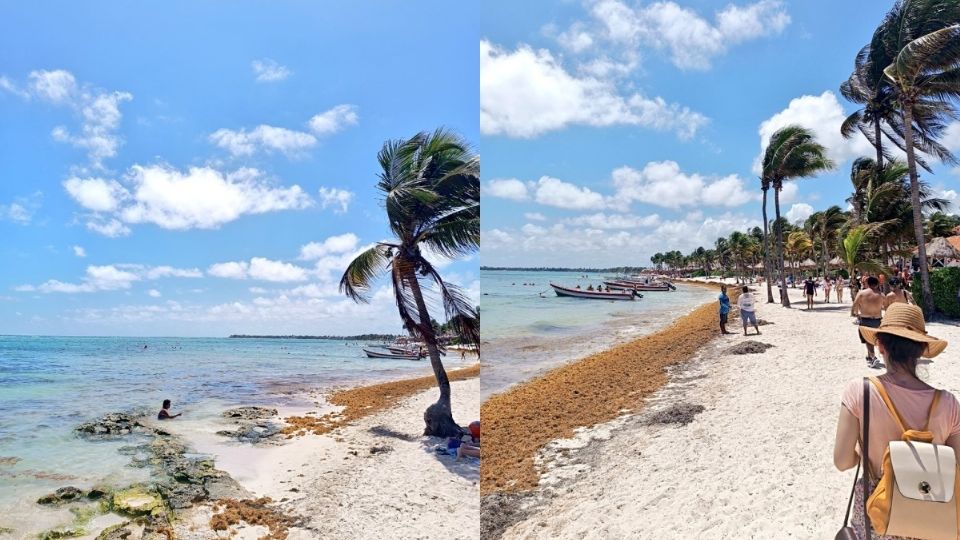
[481,280,733,494]
[283,363,480,437]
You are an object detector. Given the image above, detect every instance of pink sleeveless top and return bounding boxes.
[841,377,960,476]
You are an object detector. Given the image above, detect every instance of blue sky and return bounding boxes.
[0,1,478,336]
[480,0,960,267]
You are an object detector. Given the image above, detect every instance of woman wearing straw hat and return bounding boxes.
[833,303,958,539]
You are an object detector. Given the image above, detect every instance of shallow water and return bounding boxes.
[480,270,716,398]
[0,335,474,536]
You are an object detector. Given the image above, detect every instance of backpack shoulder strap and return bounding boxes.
[868,377,908,433]
[923,390,942,431]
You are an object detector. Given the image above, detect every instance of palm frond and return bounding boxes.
[339,244,392,302]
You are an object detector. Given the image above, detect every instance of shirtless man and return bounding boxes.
[851,276,884,368]
[884,277,913,308]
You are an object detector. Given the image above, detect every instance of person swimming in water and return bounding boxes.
[157,399,182,420]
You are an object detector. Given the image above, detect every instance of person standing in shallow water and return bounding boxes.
[158,399,182,420]
[718,285,733,335]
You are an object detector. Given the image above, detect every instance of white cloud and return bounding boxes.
[524,212,548,221]
[63,177,125,212]
[207,257,309,282]
[308,104,359,135]
[147,289,162,298]
[17,264,198,294]
[251,58,292,82]
[209,125,316,157]
[6,70,132,168]
[28,69,77,103]
[72,245,86,257]
[535,176,607,210]
[480,40,707,139]
[208,261,249,279]
[317,187,354,213]
[86,218,131,237]
[942,122,960,152]
[785,203,814,224]
[564,212,661,229]
[299,233,360,260]
[778,182,800,205]
[611,161,758,209]
[557,23,594,53]
[589,0,789,70]
[486,178,530,201]
[64,165,313,235]
[482,212,759,267]
[0,192,43,225]
[249,287,268,294]
[754,91,874,174]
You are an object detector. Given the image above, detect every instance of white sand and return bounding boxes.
[499,287,960,539]
[176,379,480,539]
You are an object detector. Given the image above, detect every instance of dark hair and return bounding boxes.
[867,276,879,287]
[742,286,749,293]
[162,399,171,409]
[889,277,901,288]
[877,333,924,378]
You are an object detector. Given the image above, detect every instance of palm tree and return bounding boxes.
[759,176,775,302]
[340,129,479,436]
[927,211,960,238]
[807,206,847,277]
[761,125,835,307]
[883,23,960,314]
[841,225,889,295]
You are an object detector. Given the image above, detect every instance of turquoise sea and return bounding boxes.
[0,336,475,535]
[480,270,716,398]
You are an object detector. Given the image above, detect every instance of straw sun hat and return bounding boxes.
[859,303,948,358]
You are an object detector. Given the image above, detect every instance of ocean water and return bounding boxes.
[480,270,717,398]
[0,336,475,536]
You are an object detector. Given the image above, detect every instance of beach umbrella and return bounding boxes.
[828,256,843,267]
[800,258,817,268]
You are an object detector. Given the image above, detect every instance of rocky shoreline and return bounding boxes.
[32,407,291,540]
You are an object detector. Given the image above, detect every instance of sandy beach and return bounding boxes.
[483,283,960,539]
[168,368,481,540]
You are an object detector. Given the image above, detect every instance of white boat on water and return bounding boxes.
[363,348,422,360]
[550,283,637,300]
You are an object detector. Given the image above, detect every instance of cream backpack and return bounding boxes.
[865,377,960,539]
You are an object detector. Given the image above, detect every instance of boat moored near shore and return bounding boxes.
[550,283,638,300]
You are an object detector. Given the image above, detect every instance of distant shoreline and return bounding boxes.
[227,334,401,340]
[480,266,649,273]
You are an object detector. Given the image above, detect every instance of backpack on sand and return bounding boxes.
[865,376,959,539]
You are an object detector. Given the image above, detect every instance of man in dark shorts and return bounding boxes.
[851,276,884,368]
[803,276,816,310]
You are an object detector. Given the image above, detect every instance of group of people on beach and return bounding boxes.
[721,276,957,538]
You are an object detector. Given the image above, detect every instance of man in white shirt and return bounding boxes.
[738,286,761,336]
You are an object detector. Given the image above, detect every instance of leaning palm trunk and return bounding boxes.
[404,267,459,436]
[901,104,935,316]
[774,186,790,307]
[762,187,774,302]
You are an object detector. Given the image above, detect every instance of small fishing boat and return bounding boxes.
[603,280,675,291]
[550,283,636,300]
[363,348,422,360]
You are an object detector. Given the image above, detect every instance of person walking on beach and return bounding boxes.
[737,286,760,336]
[836,276,845,303]
[718,285,733,335]
[851,276,885,368]
[803,276,816,310]
[158,399,182,420]
[884,278,912,308]
[823,278,832,304]
[833,303,955,539]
